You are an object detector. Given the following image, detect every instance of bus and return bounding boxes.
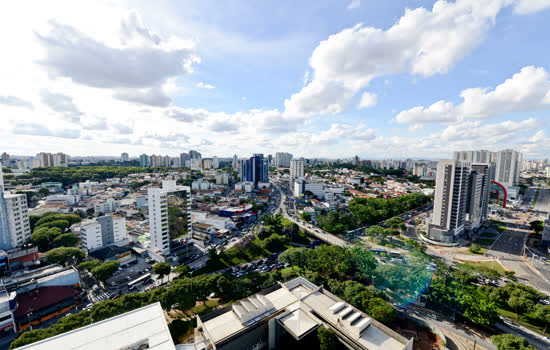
[128,273,152,290]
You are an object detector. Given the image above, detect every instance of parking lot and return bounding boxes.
[105,256,155,292]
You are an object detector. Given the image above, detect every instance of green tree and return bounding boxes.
[469,244,481,254]
[508,293,535,321]
[263,234,287,252]
[53,233,79,247]
[31,226,62,251]
[491,334,537,350]
[317,326,339,350]
[534,304,550,334]
[153,262,172,283]
[529,220,544,235]
[91,261,120,281]
[366,297,396,325]
[45,247,86,266]
[300,212,311,222]
[365,225,384,237]
[37,187,50,198]
[78,260,102,271]
[459,290,499,326]
[351,247,376,281]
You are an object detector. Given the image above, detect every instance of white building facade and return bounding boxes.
[290,158,305,180]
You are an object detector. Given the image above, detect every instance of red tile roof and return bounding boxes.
[10,252,45,264]
[15,286,80,318]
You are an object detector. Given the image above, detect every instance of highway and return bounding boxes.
[272,182,350,247]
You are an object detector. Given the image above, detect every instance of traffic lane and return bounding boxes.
[489,225,525,255]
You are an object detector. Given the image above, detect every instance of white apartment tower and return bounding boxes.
[290,158,305,180]
[0,161,4,192]
[494,149,522,190]
[0,192,32,250]
[466,164,492,229]
[148,181,191,255]
[275,152,293,167]
[428,160,470,242]
[81,215,127,251]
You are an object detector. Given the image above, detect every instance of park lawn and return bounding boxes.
[494,225,507,233]
[460,260,506,275]
[474,238,495,246]
[497,308,547,335]
[480,231,497,238]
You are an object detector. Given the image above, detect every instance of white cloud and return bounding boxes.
[357,92,377,109]
[284,0,512,117]
[513,0,550,14]
[0,96,33,109]
[396,66,550,124]
[113,86,171,107]
[347,0,360,11]
[13,122,80,139]
[196,82,215,89]
[40,90,82,122]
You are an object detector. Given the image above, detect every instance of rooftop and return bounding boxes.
[19,302,175,350]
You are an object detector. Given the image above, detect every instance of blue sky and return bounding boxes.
[1,0,550,159]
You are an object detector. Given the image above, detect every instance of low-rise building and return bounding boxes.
[80,215,127,251]
[196,277,412,350]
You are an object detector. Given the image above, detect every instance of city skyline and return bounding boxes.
[2,1,550,158]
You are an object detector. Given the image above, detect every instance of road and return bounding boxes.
[272,182,350,247]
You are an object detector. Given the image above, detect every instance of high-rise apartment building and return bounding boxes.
[1,153,9,162]
[0,162,4,192]
[453,150,493,164]
[290,158,305,180]
[240,154,269,187]
[80,215,127,251]
[36,152,68,167]
[189,150,201,159]
[274,152,293,167]
[494,150,522,190]
[121,153,129,162]
[232,154,238,169]
[139,154,150,167]
[0,192,31,250]
[428,160,470,242]
[466,164,492,229]
[212,156,219,169]
[180,153,190,167]
[148,181,191,255]
[203,159,213,169]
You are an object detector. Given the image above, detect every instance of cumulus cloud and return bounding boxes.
[440,118,539,141]
[36,13,199,106]
[284,0,516,117]
[81,116,107,130]
[0,95,33,109]
[111,123,133,134]
[40,90,82,122]
[113,87,171,107]
[165,107,208,122]
[312,123,375,145]
[357,92,377,109]
[196,82,215,89]
[347,0,360,10]
[13,122,80,139]
[396,66,550,124]
[513,0,550,14]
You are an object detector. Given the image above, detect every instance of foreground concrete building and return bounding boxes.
[196,277,413,350]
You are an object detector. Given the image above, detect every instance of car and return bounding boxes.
[126,276,132,281]
[110,281,117,286]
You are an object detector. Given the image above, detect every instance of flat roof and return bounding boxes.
[19,302,175,350]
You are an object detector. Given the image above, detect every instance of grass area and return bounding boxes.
[480,231,497,238]
[494,225,507,233]
[491,219,506,226]
[460,260,506,275]
[474,238,496,246]
[497,308,547,335]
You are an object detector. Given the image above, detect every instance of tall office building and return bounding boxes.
[240,154,269,187]
[232,154,239,169]
[121,153,129,162]
[81,216,127,251]
[494,149,522,189]
[148,181,191,255]
[139,154,150,167]
[274,152,293,167]
[290,158,305,180]
[1,153,9,162]
[428,160,470,242]
[0,192,31,250]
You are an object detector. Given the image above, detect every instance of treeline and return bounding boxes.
[317,193,432,233]
[12,166,170,187]
[309,163,405,177]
